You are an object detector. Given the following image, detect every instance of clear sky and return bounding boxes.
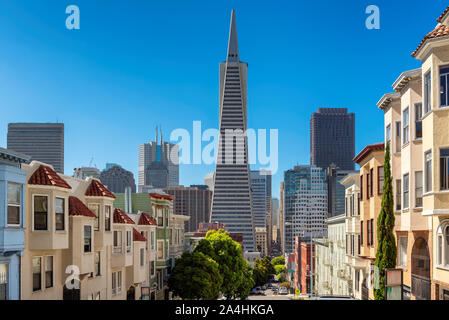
[0,0,447,197]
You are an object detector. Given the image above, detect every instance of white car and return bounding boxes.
[278,287,288,295]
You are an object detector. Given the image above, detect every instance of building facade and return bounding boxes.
[99,165,136,194]
[283,165,327,254]
[164,185,212,233]
[7,123,64,173]
[210,10,255,252]
[0,148,30,300]
[310,108,355,171]
[327,164,358,218]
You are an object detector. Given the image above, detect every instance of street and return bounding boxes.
[247,284,292,301]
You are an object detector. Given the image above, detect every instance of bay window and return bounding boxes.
[440,148,449,190]
[105,205,111,231]
[395,121,401,153]
[7,183,21,225]
[415,171,423,207]
[55,198,65,231]
[378,166,384,195]
[440,66,449,107]
[396,179,402,211]
[425,151,432,192]
[45,256,53,288]
[113,231,122,253]
[403,174,409,210]
[84,226,92,253]
[415,102,423,139]
[32,257,41,292]
[126,230,132,253]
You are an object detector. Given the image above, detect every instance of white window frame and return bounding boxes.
[88,203,101,232]
[403,107,409,145]
[398,236,407,267]
[7,183,21,226]
[113,230,122,254]
[45,256,54,289]
[414,102,423,140]
[424,71,431,114]
[32,194,49,232]
[55,197,66,231]
[32,256,42,292]
[126,230,132,254]
[403,173,409,210]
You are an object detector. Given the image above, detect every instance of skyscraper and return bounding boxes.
[210,10,255,252]
[99,165,136,194]
[138,127,179,191]
[283,165,328,254]
[7,123,64,173]
[310,108,355,170]
[326,164,358,218]
[164,185,212,232]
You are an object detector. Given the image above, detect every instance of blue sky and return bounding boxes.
[0,0,447,197]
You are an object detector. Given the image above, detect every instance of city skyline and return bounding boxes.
[1,1,448,198]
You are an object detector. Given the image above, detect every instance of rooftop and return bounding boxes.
[28,165,72,189]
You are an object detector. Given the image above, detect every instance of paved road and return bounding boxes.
[247,285,292,301]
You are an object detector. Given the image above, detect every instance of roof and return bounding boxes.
[353,143,385,164]
[376,92,401,110]
[0,147,31,163]
[138,212,157,226]
[412,24,449,57]
[113,208,135,224]
[392,68,422,92]
[133,228,147,242]
[437,6,449,23]
[69,196,96,218]
[85,179,115,198]
[28,165,72,189]
[150,193,174,200]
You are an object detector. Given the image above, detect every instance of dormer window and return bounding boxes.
[34,196,48,231]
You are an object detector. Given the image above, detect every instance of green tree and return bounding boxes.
[168,251,223,300]
[253,256,275,286]
[374,142,397,300]
[274,264,286,275]
[194,229,252,299]
[271,256,285,266]
[236,261,255,300]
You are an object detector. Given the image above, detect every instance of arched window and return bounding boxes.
[437,221,449,268]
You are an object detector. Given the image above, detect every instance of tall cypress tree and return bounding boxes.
[374,142,397,300]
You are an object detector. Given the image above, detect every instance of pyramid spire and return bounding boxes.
[226,9,239,62]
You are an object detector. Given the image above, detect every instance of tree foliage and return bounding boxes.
[194,229,253,299]
[253,256,275,286]
[168,251,223,300]
[274,264,286,275]
[374,142,397,300]
[271,256,285,266]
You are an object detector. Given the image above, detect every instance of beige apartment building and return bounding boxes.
[410,5,449,300]
[341,172,363,299]
[20,161,152,300]
[378,68,433,300]
[255,227,268,256]
[353,143,385,300]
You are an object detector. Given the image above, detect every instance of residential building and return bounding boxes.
[210,10,255,252]
[310,108,355,171]
[138,128,179,190]
[114,189,175,300]
[169,214,190,271]
[341,172,363,299]
[327,164,358,218]
[411,7,449,299]
[164,185,212,232]
[315,214,350,296]
[7,123,64,173]
[353,143,385,300]
[283,165,328,254]
[99,165,136,194]
[0,148,30,300]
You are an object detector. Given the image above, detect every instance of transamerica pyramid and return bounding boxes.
[210,9,256,252]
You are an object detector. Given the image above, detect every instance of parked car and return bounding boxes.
[279,287,288,295]
[262,285,267,291]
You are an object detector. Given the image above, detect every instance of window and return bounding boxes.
[55,198,65,231]
[378,166,384,195]
[440,148,449,190]
[395,121,401,153]
[366,221,370,246]
[89,204,100,231]
[424,71,431,114]
[360,175,363,200]
[32,257,41,292]
[7,183,21,225]
[425,151,432,192]
[366,172,370,200]
[34,196,48,230]
[126,231,132,253]
[151,231,155,251]
[440,66,449,107]
[357,194,360,215]
[84,226,92,253]
[113,231,122,253]
[95,252,100,276]
[157,240,164,259]
[415,103,423,139]
[150,261,155,276]
[45,256,53,288]
[105,206,111,231]
[157,209,163,226]
[360,221,364,245]
[437,224,449,268]
[117,271,122,294]
[351,235,355,256]
[370,169,374,197]
[396,180,402,211]
[112,272,116,295]
[165,209,169,227]
[398,236,408,267]
[358,235,361,255]
[112,271,122,295]
[386,124,391,146]
[95,292,100,300]
[140,248,145,267]
[370,219,374,246]
[403,107,409,145]
[403,174,409,210]
[415,171,423,207]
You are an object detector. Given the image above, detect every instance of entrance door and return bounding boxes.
[127,286,135,300]
[411,237,431,300]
